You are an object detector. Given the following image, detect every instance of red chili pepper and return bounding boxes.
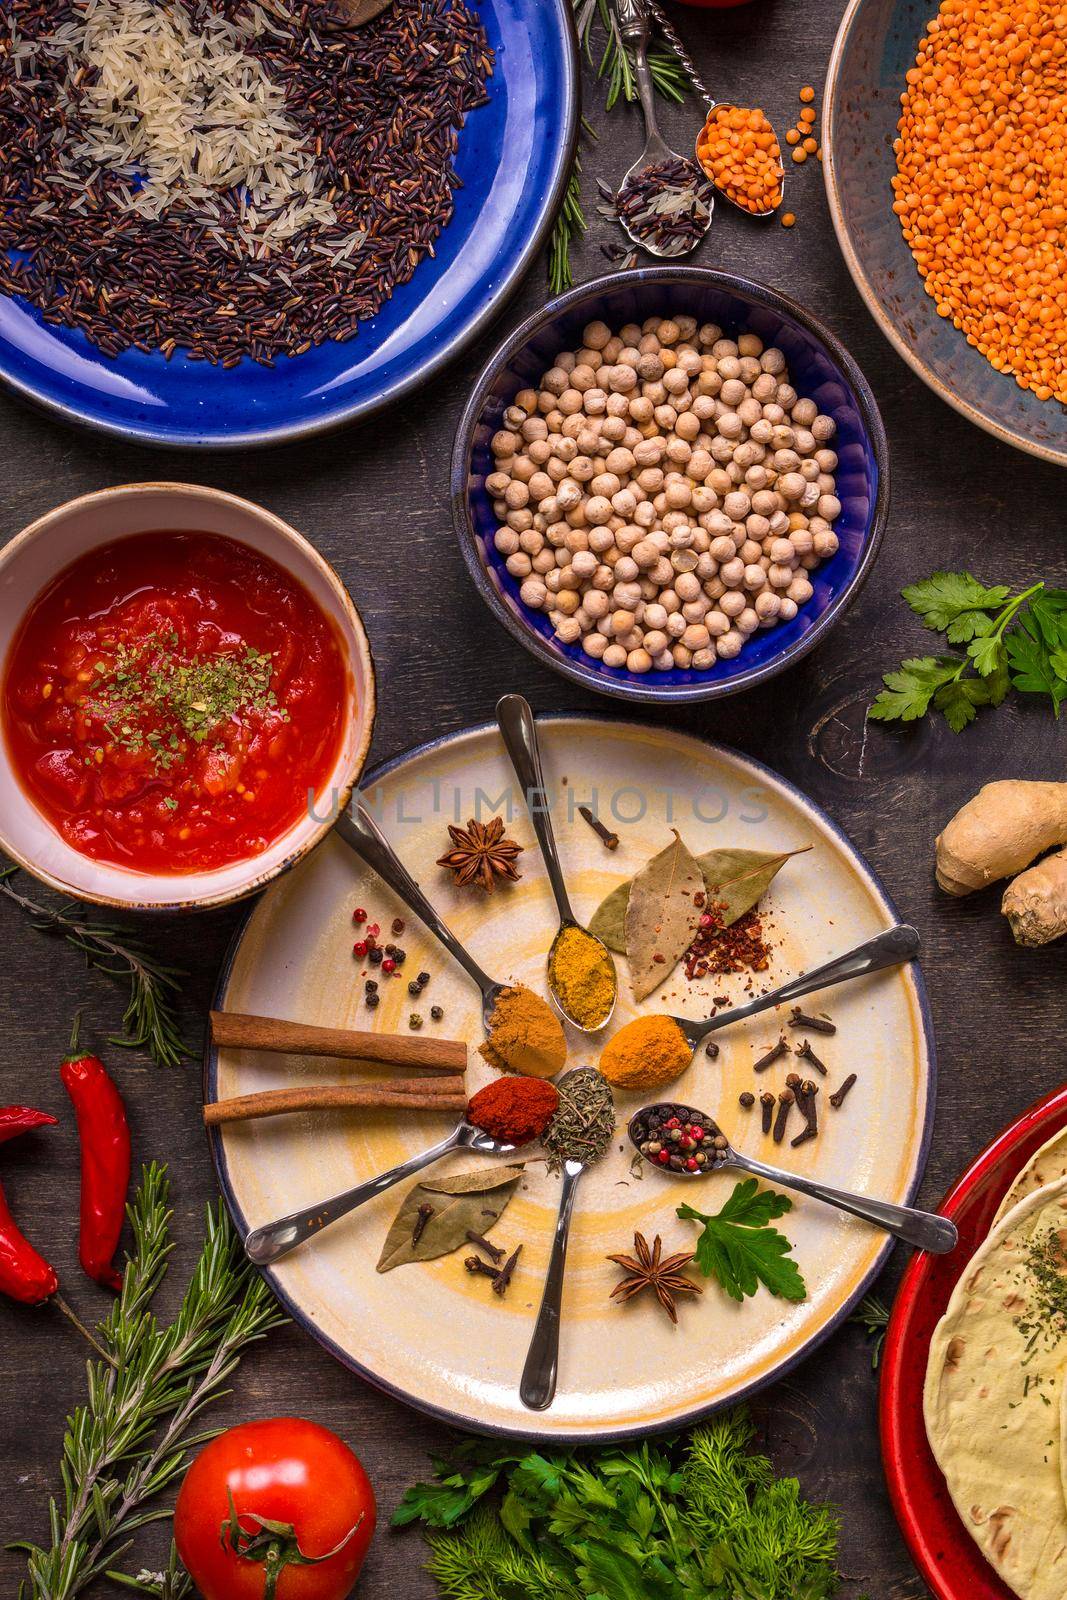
[61,1017,131,1293]
[0,1106,58,1147]
[0,1172,58,1304]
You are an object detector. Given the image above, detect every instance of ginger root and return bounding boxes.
[935,781,1067,896]
[1002,847,1067,946]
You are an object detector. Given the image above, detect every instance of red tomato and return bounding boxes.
[174,1419,375,1600]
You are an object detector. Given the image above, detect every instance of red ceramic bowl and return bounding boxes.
[879,1083,1067,1599]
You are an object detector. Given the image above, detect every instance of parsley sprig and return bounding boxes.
[870,571,1067,732]
[394,1410,843,1599]
[677,1178,807,1303]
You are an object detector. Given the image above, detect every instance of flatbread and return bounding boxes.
[994,1128,1067,1225]
[924,1175,1067,1600]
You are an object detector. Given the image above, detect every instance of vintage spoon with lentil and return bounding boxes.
[496,695,617,1033]
[627,1102,957,1253]
[335,800,566,1075]
[601,925,921,1088]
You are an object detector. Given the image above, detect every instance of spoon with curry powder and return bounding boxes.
[602,925,921,1084]
[335,798,565,1077]
[496,695,617,1034]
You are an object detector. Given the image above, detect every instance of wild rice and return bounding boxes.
[0,0,492,364]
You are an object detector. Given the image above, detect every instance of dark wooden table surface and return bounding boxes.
[1,3,1063,1594]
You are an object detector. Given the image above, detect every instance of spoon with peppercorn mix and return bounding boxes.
[496,695,617,1034]
[333,799,564,1070]
[627,1103,958,1254]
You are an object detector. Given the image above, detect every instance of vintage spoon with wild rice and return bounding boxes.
[495,694,617,1034]
[627,1103,958,1253]
[605,0,784,254]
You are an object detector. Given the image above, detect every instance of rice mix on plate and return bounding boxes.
[0,0,492,364]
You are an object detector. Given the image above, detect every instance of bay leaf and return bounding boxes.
[376,1163,524,1272]
[624,830,704,1002]
[696,845,813,927]
[589,844,811,956]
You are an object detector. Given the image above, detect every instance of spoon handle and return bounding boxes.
[691,925,921,1041]
[244,1125,465,1266]
[614,0,668,154]
[336,800,496,1000]
[520,1162,583,1409]
[728,1150,957,1254]
[496,695,575,926]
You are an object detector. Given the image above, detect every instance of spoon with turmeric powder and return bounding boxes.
[335,800,566,1077]
[601,925,921,1089]
[496,695,618,1034]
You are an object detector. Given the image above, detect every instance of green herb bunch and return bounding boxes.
[12,1164,284,1599]
[871,572,1067,732]
[394,1409,843,1600]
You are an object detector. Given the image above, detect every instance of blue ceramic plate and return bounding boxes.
[824,0,1067,467]
[451,267,889,705]
[0,0,578,449]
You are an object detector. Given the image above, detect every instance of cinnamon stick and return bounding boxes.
[203,1077,467,1126]
[210,1011,466,1074]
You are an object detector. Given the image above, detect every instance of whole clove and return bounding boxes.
[795,1039,828,1076]
[772,1089,794,1144]
[578,805,619,851]
[465,1229,505,1264]
[760,1091,775,1135]
[793,1080,819,1142]
[412,1201,435,1246]
[492,1244,522,1297]
[790,1125,817,1148]
[464,1255,500,1281]
[830,1073,858,1109]
[754,1037,790,1073]
[789,1007,836,1035]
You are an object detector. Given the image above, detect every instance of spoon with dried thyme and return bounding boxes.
[521,1069,616,1410]
[496,695,617,1034]
[626,1102,958,1253]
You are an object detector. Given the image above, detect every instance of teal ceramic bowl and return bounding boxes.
[824,0,1067,467]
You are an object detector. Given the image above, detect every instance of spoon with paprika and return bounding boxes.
[496,695,617,1034]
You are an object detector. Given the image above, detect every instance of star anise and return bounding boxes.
[607,1231,702,1324]
[436,816,524,892]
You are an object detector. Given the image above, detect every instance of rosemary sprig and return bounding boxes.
[0,865,191,1068]
[851,1292,890,1369]
[13,1164,285,1600]
[549,0,694,289]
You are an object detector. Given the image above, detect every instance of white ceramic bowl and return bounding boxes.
[0,484,376,911]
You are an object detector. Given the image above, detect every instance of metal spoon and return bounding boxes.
[496,694,617,1033]
[520,1071,590,1410]
[627,1104,958,1254]
[669,924,921,1050]
[621,0,785,222]
[610,0,714,257]
[245,1120,517,1265]
[334,798,513,1037]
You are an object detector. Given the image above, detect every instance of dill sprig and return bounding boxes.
[548,0,694,291]
[12,1164,285,1600]
[395,1410,843,1599]
[850,1292,890,1369]
[0,865,191,1068]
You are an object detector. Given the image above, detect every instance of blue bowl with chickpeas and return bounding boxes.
[451,266,889,702]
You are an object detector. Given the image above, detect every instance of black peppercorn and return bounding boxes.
[365,992,380,1009]
[430,1005,443,1021]
[408,980,422,996]
[418,971,430,985]
[368,947,383,966]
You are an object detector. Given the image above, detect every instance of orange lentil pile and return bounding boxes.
[892,0,1067,401]
[696,105,784,214]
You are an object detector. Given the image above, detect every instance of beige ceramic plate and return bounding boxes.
[207,717,935,1440]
